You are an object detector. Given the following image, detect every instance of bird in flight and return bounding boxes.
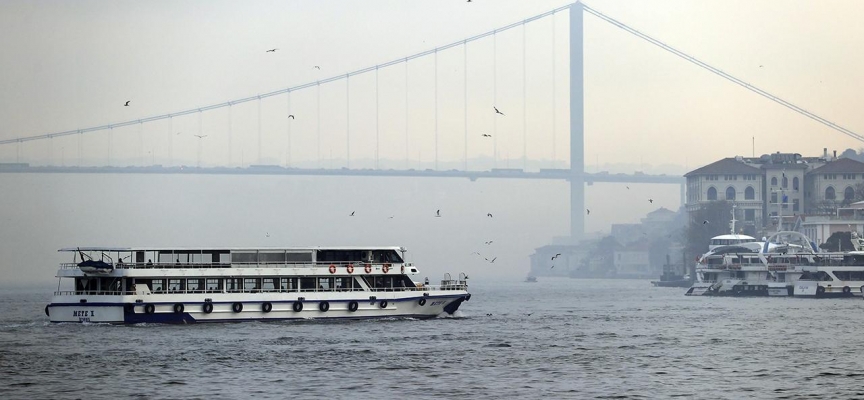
[435,209,441,217]
[550,265,555,269]
[313,66,321,70]
[124,101,130,107]
[350,211,355,216]
[482,134,492,137]
[487,213,493,218]
[551,253,561,260]
[175,132,182,135]
[586,209,590,215]
[194,135,207,139]
[493,106,505,116]
[266,48,278,52]
[265,232,270,238]
[626,186,630,190]
[471,251,481,256]
[759,65,763,68]
[288,115,295,119]
[702,220,709,224]
[485,257,497,263]
[484,240,493,245]
[388,216,394,219]
[648,199,654,203]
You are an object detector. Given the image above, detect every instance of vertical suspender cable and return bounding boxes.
[434,49,438,171]
[227,106,232,167]
[464,40,468,171]
[493,32,498,169]
[317,83,321,168]
[405,59,409,169]
[523,22,527,170]
[257,98,262,164]
[375,67,379,170]
[168,117,173,167]
[287,91,292,168]
[346,75,350,169]
[552,13,557,169]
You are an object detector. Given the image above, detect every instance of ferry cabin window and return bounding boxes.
[168,279,184,292]
[187,279,203,292]
[226,278,242,292]
[372,250,404,263]
[300,278,316,291]
[316,250,365,263]
[832,271,864,281]
[281,278,297,291]
[231,252,258,264]
[258,252,286,264]
[262,278,276,291]
[206,278,221,292]
[318,277,334,291]
[244,278,261,291]
[336,277,357,291]
[151,279,166,293]
[286,252,313,263]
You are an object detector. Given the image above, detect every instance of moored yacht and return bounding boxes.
[46,246,471,324]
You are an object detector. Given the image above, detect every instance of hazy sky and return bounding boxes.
[3,1,861,287]
[2,0,863,171]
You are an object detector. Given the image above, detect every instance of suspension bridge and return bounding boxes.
[1,2,859,239]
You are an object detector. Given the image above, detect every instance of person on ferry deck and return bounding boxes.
[146,259,153,266]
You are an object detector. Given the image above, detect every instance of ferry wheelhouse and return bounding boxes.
[46,246,471,324]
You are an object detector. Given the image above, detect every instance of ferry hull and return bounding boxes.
[46,294,470,324]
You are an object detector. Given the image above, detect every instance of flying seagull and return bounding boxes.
[194,135,207,139]
[551,253,561,260]
[350,211,355,216]
[484,240,493,245]
[702,220,709,224]
[313,66,321,70]
[626,186,630,190]
[487,213,493,218]
[124,101,130,106]
[493,106,505,116]
[482,134,492,137]
[471,252,481,256]
[586,209,590,215]
[485,257,497,263]
[550,265,555,269]
[388,216,394,219]
[266,48,278,52]
[266,232,270,237]
[435,210,441,217]
[288,115,295,119]
[648,199,654,203]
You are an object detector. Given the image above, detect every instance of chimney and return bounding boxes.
[834,150,837,159]
[824,148,828,159]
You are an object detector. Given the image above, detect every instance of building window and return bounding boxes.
[826,186,836,200]
[744,186,755,200]
[845,186,855,202]
[707,187,717,201]
[844,174,856,180]
[726,187,736,200]
[771,192,777,204]
[824,174,837,180]
[793,177,799,190]
[782,176,788,188]
[793,199,799,212]
[771,177,777,186]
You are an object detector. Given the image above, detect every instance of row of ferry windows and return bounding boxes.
[146,276,418,291]
[75,275,418,294]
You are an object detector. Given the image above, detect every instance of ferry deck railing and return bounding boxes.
[53,281,469,296]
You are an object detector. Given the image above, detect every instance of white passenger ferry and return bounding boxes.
[687,231,864,298]
[46,246,471,324]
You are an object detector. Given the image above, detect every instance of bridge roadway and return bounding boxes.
[0,164,683,185]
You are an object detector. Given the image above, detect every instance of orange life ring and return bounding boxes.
[346,264,354,274]
[383,264,391,273]
[328,264,336,274]
[364,264,372,274]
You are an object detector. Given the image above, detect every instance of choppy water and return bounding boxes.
[3,279,864,399]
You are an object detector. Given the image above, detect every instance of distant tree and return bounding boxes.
[819,231,854,251]
[840,148,858,160]
[808,199,837,215]
[853,182,864,203]
[685,200,733,257]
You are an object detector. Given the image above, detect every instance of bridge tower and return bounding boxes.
[570,2,585,240]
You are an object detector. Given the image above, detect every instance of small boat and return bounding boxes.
[78,259,114,274]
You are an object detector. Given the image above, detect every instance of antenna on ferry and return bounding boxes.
[729,204,737,235]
